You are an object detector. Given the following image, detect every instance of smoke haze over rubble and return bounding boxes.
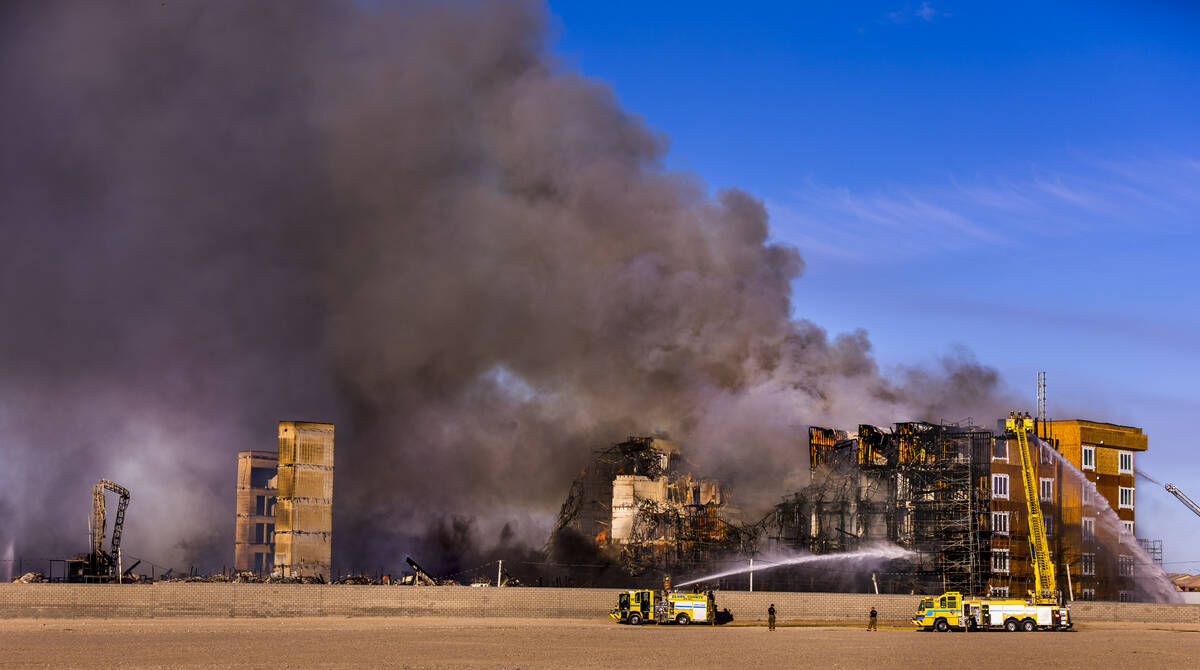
[0,1,1010,573]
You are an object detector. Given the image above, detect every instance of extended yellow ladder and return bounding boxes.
[1006,411,1057,604]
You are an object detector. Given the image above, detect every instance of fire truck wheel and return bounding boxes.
[628,613,642,626]
[934,619,950,632]
[1021,619,1036,632]
[1004,618,1019,632]
[676,613,690,625]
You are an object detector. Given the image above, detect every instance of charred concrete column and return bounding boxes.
[274,422,334,581]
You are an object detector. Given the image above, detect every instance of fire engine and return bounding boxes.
[610,579,715,625]
[912,412,1072,632]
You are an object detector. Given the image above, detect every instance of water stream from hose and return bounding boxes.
[675,544,914,588]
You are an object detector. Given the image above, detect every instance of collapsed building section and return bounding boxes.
[767,423,992,595]
[550,437,748,576]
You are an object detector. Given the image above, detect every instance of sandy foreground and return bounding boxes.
[1,617,1197,669]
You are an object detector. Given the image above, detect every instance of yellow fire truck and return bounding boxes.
[610,585,715,625]
[912,591,1071,632]
[912,412,1072,632]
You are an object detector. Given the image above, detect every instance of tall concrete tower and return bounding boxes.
[234,450,278,573]
[274,421,334,580]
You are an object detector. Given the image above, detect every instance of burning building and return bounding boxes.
[550,437,749,576]
[550,418,1166,601]
[767,422,993,594]
[768,418,1161,601]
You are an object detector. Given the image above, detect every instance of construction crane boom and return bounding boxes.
[1006,411,1057,605]
[89,478,130,579]
[1165,484,1200,519]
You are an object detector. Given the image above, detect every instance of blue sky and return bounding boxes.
[547,1,1200,565]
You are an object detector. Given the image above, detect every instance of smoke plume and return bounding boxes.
[0,1,1008,573]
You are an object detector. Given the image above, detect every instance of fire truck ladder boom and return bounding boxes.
[1165,484,1200,519]
[1006,411,1057,605]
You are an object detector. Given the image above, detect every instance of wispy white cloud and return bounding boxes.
[889,2,949,24]
[767,156,1200,263]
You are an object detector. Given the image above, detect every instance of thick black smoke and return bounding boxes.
[0,1,1011,575]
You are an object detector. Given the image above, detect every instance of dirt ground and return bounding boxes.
[1,617,1197,669]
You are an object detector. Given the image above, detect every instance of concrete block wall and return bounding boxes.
[2,585,1198,624]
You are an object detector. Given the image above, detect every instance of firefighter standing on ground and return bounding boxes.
[868,606,878,631]
[768,604,776,631]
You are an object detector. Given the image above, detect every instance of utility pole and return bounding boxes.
[497,560,502,588]
[749,558,754,592]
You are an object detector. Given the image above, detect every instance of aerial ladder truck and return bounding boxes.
[912,412,1072,632]
[1164,483,1200,519]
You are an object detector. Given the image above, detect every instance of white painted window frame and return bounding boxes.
[1039,477,1053,502]
[992,511,1009,535]
[992,473,1010,500]
[1082,445,1096,471]
[1119,486,1134,510]
[992,549,1010,574]
[1118,450,1133,475]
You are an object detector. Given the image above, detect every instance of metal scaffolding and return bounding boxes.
[766,422,992,594]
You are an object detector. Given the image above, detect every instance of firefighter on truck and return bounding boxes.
[911,412,1072,632]
[610,576,716,625]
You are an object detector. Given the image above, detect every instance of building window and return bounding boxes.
[1081,553,1095,575]
[250,466,275,488]
[1082,445,1095,470]
[1123,520,1134,538]
[992,474,1010,499]
[1080,588,1095,601]
[255,522,265,544]
[1040,478,1053,502]
[992,549,1010,573]
[1040,444,1055,465]
[992,511,1009,536]
[1119,487,1134,509]
[1082,483,1092,507]
[993,439,1008,462]
[990,586,1009,598]
[1043,514,1053,537]
[1119,591,1132,602]
[1083,517,1096,543]
[1119,451,1133,474]
[1119,555,1134,576]
[256,496,266,516]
